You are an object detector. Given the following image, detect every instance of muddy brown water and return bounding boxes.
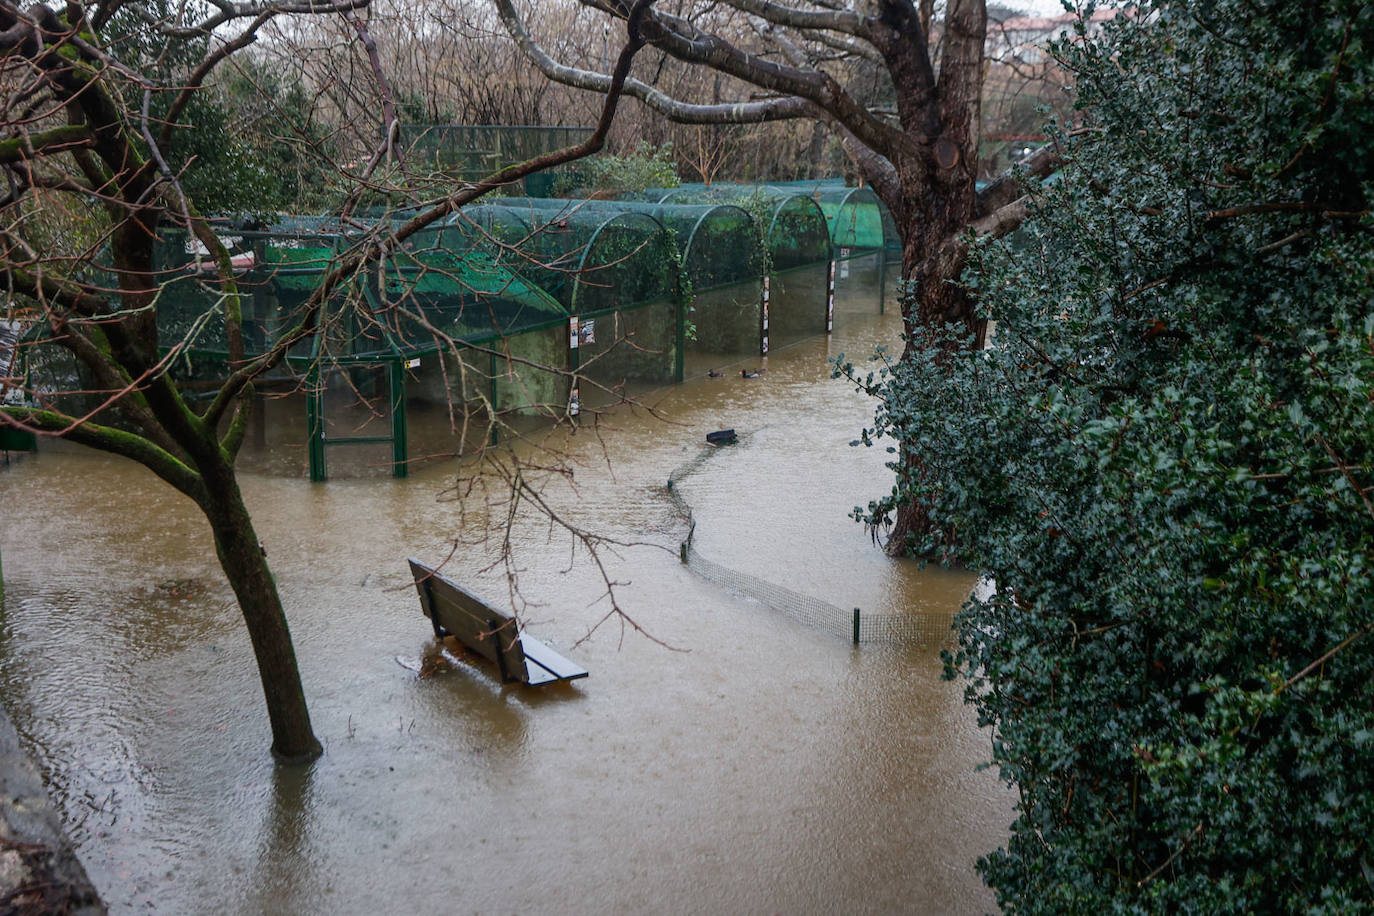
[0,303,1012,914]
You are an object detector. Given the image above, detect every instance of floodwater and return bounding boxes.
[0,300,1013,914]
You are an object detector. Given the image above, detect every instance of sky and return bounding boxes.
[1007,0,1077,15]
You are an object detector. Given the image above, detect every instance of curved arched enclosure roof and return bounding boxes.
[447,202,678,314]
[368,218,570,353]
[497,197,761,293]
[768,183,887,252]
[613,185,830,273]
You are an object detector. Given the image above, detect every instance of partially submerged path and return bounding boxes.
[0,706,105,914]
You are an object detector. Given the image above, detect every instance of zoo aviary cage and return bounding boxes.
[453,202,686,411]
[141,215,580,480]
[621,185,832,352]
[769,179,902,267]
[9,215,577,481]
[494,197,764,375]
[398,124,592,197]
[768,181,890,320]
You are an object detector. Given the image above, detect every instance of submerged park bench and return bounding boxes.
[408,558,588,686]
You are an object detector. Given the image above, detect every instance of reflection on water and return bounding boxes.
[0,302,1012,914]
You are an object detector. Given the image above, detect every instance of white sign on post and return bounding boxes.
[0,319,24,405]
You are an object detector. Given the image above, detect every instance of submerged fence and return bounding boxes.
[666,443,954,646]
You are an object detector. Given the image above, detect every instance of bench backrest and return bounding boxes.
[408,558,528,682]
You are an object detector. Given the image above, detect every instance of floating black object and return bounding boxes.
[706,429,737,445]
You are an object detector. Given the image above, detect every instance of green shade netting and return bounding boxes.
[617,185,831,272]
[151,216,568,362]
[766,182,887,252]
[449,203,679,314]
[495,197,761,293]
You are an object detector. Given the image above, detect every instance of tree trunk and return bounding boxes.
[885,185,981,558]
[201,472,322,764]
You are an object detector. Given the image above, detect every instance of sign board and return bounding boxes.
[0,319,24,406]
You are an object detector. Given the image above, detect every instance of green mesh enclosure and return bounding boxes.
[450,201,685,410]
[758,196,831,349]
[768,182,889,319]
[398,124,591,195]
[618,185,830,352]
[766,180,897,257]
[493,198,758,291]
[151,217,569,364]
[492,198,764,372]
[574,301,681,409]
[617,185,830,269]
[143,214,579,480]
[152,220,344,362]
[769,182,887,251]
[452,203,679,315]
[374,219,570,353]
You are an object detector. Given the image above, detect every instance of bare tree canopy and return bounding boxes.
[494,0,1065,551]
[0,0,658,760]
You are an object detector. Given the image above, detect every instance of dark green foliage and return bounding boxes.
[554,140,679,195]
[840,1,1374,909]
[204,62,340,213]
[101,3,333,214]
[154,89,292,215]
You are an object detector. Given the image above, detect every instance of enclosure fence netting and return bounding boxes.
[16,176,895,480]
[494,197,764,374]
[398,124,592,196]
[666,443,955,646]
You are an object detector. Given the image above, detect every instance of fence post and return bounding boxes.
[306,364,326,482]
[389,359,408,479]
[853,608,861,644]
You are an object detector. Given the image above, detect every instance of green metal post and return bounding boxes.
[390,359,408,479]
[853,607,861,645]
[306,365,326,482]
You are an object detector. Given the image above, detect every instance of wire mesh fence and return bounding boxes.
[666,444,953,646]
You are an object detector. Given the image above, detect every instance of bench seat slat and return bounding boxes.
[520,635,590,683]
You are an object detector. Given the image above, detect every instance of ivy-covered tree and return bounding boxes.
[841,0,1374,908]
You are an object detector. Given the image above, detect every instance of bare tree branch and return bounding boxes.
[201,0,663,429]
[493,0,824,124]
[977,141,1063,216]
[715,0,871,36]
